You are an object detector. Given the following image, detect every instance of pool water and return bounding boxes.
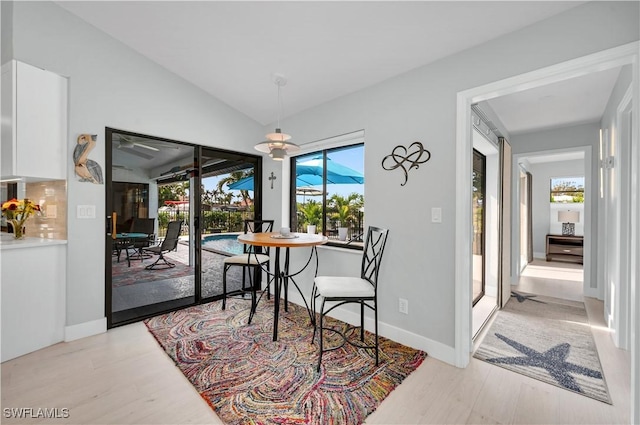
[202,234,244,255]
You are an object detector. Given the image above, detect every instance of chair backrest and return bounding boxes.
[243,219,274,255]
[131,218,155,235]
[360,226,389,290]
[161,220,182,251]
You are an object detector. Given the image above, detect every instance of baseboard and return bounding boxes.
[285,292,457,366]
[583,286,600,299]
[64,317,107,342]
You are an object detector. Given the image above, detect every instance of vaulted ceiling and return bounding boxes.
[57,1,619,137]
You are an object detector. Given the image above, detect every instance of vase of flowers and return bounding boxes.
[1,198,40,240]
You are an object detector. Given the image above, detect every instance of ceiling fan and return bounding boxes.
[114,135,159,160]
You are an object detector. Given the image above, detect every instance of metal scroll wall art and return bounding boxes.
[381,141,431,186]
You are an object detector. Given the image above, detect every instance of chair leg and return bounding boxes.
[144,252,175,270]
[248,266,258,324]
[316,298,326,372]
[374,300,379,366]
[266,260,271,300]
[310,285,317,343]
[222,264,228,310]
[360,301,365,341]
[241,267,247,296]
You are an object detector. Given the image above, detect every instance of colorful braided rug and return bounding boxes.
[145,298,427,424]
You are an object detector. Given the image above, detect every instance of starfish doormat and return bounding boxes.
[474,292,611,404]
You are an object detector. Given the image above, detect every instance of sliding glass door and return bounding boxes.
[107,129,198,326]
[199,148,262,301]
[106,130,263,327]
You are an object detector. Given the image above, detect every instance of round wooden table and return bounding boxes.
[238,232,328,340]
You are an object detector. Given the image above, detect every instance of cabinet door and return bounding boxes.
[1,63,16,176]
[15,61,67,179]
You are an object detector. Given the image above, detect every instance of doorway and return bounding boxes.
[454,43,639,371]
[105,128,262,327]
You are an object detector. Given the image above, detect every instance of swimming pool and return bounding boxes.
[202,233,244,256]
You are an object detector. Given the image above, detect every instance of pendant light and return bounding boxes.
[255,74,299,160]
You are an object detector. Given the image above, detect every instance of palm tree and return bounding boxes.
[217,170,254,207]
[328,193,360,226]
[299,200,322,228]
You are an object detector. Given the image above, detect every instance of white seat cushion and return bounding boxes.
[315,276,375,298]
[224,253,270,265]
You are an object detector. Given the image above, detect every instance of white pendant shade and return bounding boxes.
[265,129,292,142]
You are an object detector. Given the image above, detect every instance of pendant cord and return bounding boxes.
[277,83,282,130]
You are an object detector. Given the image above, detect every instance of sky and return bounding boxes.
[202,144,365,204]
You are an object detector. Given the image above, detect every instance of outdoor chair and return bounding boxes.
[222,219,274,315]
[129,218,156,260]
[143,220,181,270]
[311,225,389,372]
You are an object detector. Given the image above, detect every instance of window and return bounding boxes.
[550,177,584,203]
[290,143,364,249]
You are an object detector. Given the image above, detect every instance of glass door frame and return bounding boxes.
[472,148,487,306]
[105,128,263,328]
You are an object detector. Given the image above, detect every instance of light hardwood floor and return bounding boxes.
[1,262,630,424]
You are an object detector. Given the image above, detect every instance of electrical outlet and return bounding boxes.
[398,298,409,315]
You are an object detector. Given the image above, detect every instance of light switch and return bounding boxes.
[77,205,96,219]
[431,207,442,223]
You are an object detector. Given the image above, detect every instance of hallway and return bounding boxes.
[471,259,630,423]
[515,259,584,301]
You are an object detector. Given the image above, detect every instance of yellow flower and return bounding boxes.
[1,198,40,220]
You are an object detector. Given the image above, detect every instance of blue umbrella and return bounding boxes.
[296,157,364,185]
[227,176,255,191]
[227,158,363,191]
[227,175,322,190]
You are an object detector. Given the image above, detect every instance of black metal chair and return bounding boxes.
[143,220,181,270]
[222,219,274,314]
[129,218,156,260]
[311,225,389,372]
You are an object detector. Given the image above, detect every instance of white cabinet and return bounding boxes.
[1,60,67,180]
[1,238,67,361]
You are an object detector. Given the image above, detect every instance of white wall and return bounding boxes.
[8,1,265,330]
[262,2,639,358]
[600,63,634,349]
[6,1,639,364]
[527,159,586,257]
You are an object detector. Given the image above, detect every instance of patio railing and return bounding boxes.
[157,210,254,238]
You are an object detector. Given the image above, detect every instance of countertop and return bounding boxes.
[0,234,67,250]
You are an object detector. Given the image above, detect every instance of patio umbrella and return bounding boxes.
[227,175,327,190]
[227,158,364,191]
[227,176,255,191]
[296,187,323,196]
[295,157,364,185]
[296,186,323,203]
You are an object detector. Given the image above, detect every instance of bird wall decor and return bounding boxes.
[73,134,104,184]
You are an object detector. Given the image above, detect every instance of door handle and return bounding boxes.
[109,212,117,239]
